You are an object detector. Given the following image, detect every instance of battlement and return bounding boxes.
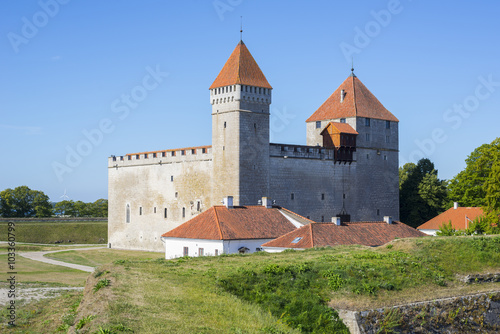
[108,145,212,168]
[269,143,336,160]
[211,84,271,105]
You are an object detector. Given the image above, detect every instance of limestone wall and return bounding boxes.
[348,291,500,334]
[269,145,356,222]
[108,150,213,252]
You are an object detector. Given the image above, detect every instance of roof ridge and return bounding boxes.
[352,76,358,117]
[213,207,223,239]
[309,223,314,248]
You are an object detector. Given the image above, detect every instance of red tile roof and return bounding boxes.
[262,221,426,249]
[306,74,398,123]
[209,41,272,90]
[320,122,359,135]
[161,205,297,240]
[417,207,484,231]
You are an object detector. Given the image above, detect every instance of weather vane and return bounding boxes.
[240,16,243,41]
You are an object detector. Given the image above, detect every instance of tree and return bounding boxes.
[91,199,108,217]
[0,189,14,217]
[0,186,52,217]
[483,159,500,225]
[32,190,52,217]
[448,137,500,207]
[53,200,75,216]
[399,158,448,228]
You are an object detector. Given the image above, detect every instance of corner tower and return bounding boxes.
[306,70,400,220]
[210,40,272,205]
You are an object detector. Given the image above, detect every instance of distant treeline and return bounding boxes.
[0,186,107,218]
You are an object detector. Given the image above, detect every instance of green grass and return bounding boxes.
[2,236,500,333]
[0,253,89,286]
[0,290,83,333]
[0,221,107,244]
[45,248,162,267]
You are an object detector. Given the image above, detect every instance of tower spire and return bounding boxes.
[350,57,356,77]
[240,16,243,41]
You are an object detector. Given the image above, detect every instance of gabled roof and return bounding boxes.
[209,40,272,90]
[417,207,484,231]
[262,221,425,249]
[320,122,359,135]
[161,205,296,240]
[306,74,398,123]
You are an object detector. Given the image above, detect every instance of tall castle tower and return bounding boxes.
[305,70,400,220]
[209,41,273,205]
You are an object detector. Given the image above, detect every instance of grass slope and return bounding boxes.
[0,221,107,244]
[2,236,500,333]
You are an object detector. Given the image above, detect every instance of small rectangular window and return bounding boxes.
[128,155,131,160]
[291,193,295,200]
[139,207,142,215]
[386,136,390,143]
[164,208,167,219]
[183,247,188,256]
[202,148,206,153]
[198,248,204,257]
[162,152,166,157]
[182,207,185,218]
[377,209,380,216]
[136,154,140,159]
[340,118,346,123]
[154,207,156,213]
[366,133,370,141]
[321,193,325,200]
[171,151,176,157]
[181,150,185,155]
[191,149,196,154]
[316,121,321,129]
[153,153,157,158]
[386,121,390,129]
[321,216,324,222]
[365,118,371,127]
[171,175,174,182]
[384,155,388,161]
[215,249,219,256]
[197,201,201,211]
[175,192,178,198]
[144,154,148,159]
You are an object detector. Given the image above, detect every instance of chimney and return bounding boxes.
[454,202,459,210]
[261,197,272,208]
[384,216,393,224]
[340,89,345,103]
[331,217,341,226]
[223,196,233,209]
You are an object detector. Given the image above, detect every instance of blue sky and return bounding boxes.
[1,0,499,202]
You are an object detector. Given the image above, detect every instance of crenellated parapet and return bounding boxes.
[269,143,337,161]
[108,145,212,168]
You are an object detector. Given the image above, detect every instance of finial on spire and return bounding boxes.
[350,57,356,77]
[240,16,243,41]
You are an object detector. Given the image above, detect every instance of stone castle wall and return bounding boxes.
[108,147,213,252]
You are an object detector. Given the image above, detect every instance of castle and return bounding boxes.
[108,40,399,252]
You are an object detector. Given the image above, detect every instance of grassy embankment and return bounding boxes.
[0,220,107,244]
[2,235,500,333]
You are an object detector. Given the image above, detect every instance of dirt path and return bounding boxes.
[0,286,84,306]
[19,247,106,273]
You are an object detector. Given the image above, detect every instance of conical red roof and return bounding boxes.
[306,74,398,122]
[209,41,272,90]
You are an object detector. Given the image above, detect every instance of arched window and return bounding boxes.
[126,204,130,223]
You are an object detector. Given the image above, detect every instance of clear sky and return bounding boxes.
[1,0,499,202]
